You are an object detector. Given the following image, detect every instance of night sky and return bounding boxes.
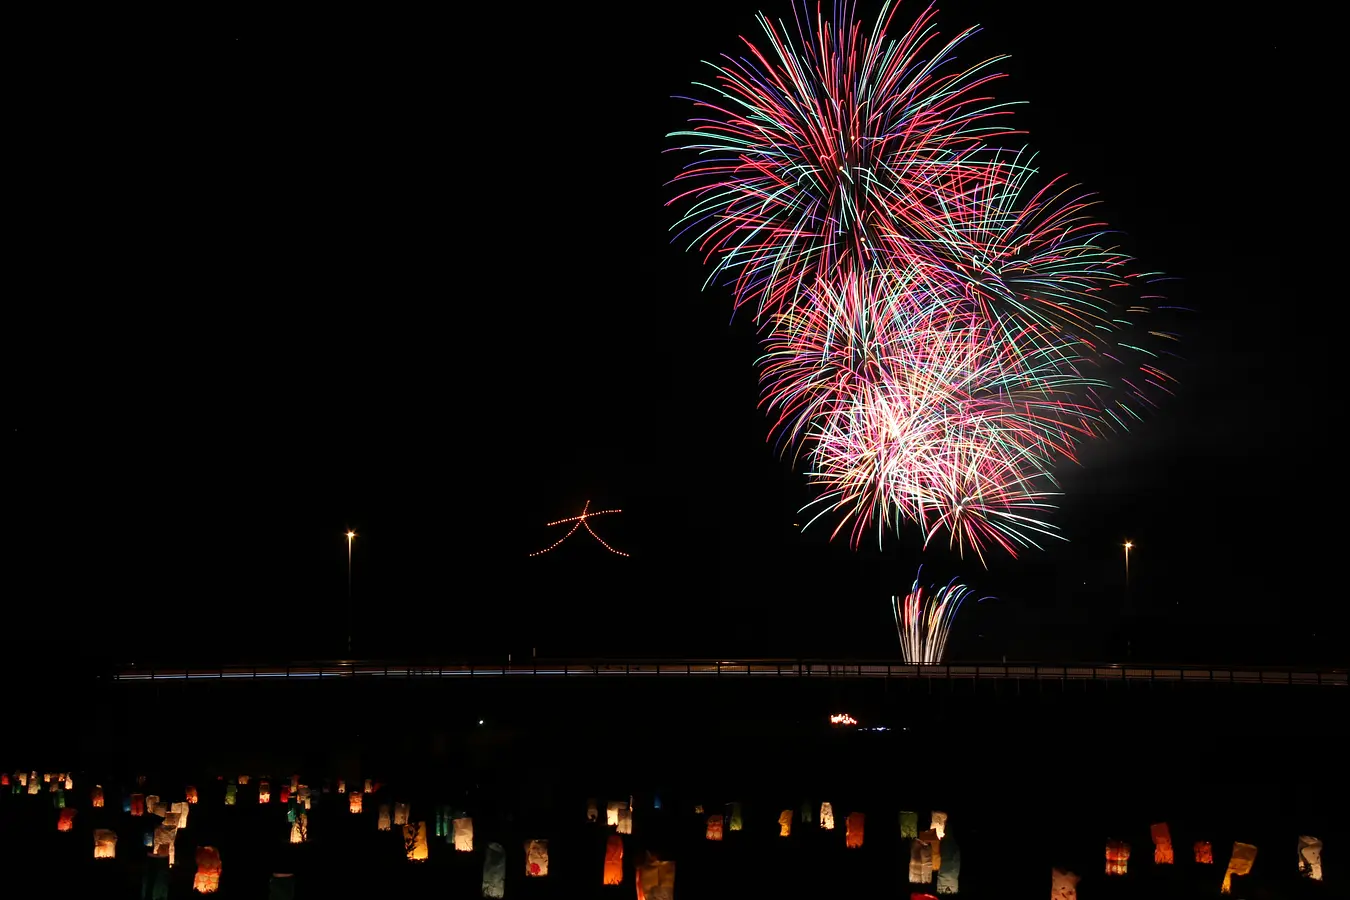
[9,3,1335,670]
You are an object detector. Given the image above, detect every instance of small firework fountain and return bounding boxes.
[893,567,989,664]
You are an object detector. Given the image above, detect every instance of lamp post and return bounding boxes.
[346,530,357,654]
[1124,540,1133,587]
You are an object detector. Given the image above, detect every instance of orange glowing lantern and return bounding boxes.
[91,785,105,808]
[394,802,410,826]
[94,829,117,859]
[586,798,598,822]
[603,834,624,885]
[237,775,249,786]
[1151,822,1173,864]
[778,810,792,837]
[606,800,622,827]
[819,802,835,830]
[1105,839,1130,876]
[1194,840,1213,864]
[364,779,373,794]
[349,792,363,814]
[65,775,73,790]
[705,814,724,841]
[337,779,346,793]
[525,839,549,877]
[194,846,222,893]
[130,793,145,816]
[378,804,392,831]
[258,781,270,804]
[909,837,933,883]
[1050,866,1079,900]
[919,829,941,871]
[1221,841,1257,894]
[453,817,474,852]
[1298,834,1323,881]
[57,808,77,832]
[186,786,198,804]
[289,813,308,844]
[278,785,289,804]
[405,821,429,862]
[635,851,675,900]
[846,812,865,848]
[930,811,947,839]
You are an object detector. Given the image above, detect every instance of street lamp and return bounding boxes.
[346,530,357,654]
[1123,540,1133,586]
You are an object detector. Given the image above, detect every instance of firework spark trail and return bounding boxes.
[893,567,988,663]
[667,2,1179,561]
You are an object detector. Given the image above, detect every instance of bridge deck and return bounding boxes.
[108,659,1348,686]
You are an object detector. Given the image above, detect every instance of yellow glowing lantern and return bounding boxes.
[91,785,104,808]
[846,812,865,848]
[727,802,742,832]
[186,786,198,804]
[65,775,73,790]
[1105,839,1130,876]
[909,836,933,883]
[636,851,675,900]
[290,775,299,791]
[778,810,792,837]
[1221,841,1257,894]
[618,803,633,835]
[363,779,373,794]
[258,781,270,804]
[899,810,918,839]
[919,829,941,871]
[194,846,222,893]
[820,802,835,830]
[525,839,549,877]
[224,785,236,806]
[57,808,77,832]
[1151,822,1173,864]
[349,793,363,814]
[453,817,474,852]
[377,804,391,831]
[405,821,429,862]
[930,811,947,839]
[394,802,410,826]
[1298,834,1323,881]
[1050,867,1079,900]
[289,813,308,844]
[28,776,40,796]
[606,801,622,827]
[94,829,117,859]
[1194,840,1213,864]
[603,834,624,885]
[705,814,724,841]
[587,798,598,822]
[337,779,345,793]
[299,787,312,810]
[171,802,190,830]
[43,773,51,783]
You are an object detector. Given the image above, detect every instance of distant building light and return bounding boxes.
[830,713,858,726]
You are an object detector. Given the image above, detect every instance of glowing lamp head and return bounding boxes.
[1124,541,1133,550]
[346,531,356,539]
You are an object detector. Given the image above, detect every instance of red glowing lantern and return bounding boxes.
[279,785,290,804]
[705,814,723,841]
[845,812,865,848]
[193,846,222,893]
[130,794,145,817]
[1194,841,1213,864]
[57,808,78,832]
[186,786,198,804]
[1151,822,1174,864]
[603,834,624,885]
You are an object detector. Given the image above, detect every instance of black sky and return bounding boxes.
[8,3,1337,669]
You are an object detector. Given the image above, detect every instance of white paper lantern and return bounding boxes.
[453,817,474,852]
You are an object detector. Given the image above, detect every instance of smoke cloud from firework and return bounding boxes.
[667,1,1178,563]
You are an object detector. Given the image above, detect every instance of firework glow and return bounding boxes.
[894,568,988,663]
[667,2,1179,560]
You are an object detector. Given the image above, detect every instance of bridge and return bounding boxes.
[107,658,1347,687]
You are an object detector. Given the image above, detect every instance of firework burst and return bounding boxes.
[894,567,988,663]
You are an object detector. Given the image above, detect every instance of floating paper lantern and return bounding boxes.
[800,800,814,825]
[349,793,363,814]
[453,817,474,852]
[1194,840,1213,864]
[909,838,933,883]
[728,802,743,832]
[224,785,236,806]
[820,802,835,830]
[378,804,391,831]
[1050,868,1079,900]
[258,781,271,804]
[405,821,429,862]
[187,786,199,804]
[636,851,676,900]
[94,829,117,859]
[846,812,865,848]
[617,803,633,835]
[57,808,77,831]
[607,801,622,827]
[930,811,947,839]
[1105,839,1130,876]
[482,842,506,899]
[394,802,410,826]
[131,793,146,816]
[1298,835,1323,880]
[604,834,624,885]
[364,779,373,794]
[1151,822,1173,864]
[900,810,918,839]
[778,810,792,837]
[1221,842,1257,894]
[194,846,222,893]
[523,841,550,874]
[587,798,598,822]
[705,814,724,841]
[289,813,308,844]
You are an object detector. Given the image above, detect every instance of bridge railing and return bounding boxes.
[106,659,1348,686]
